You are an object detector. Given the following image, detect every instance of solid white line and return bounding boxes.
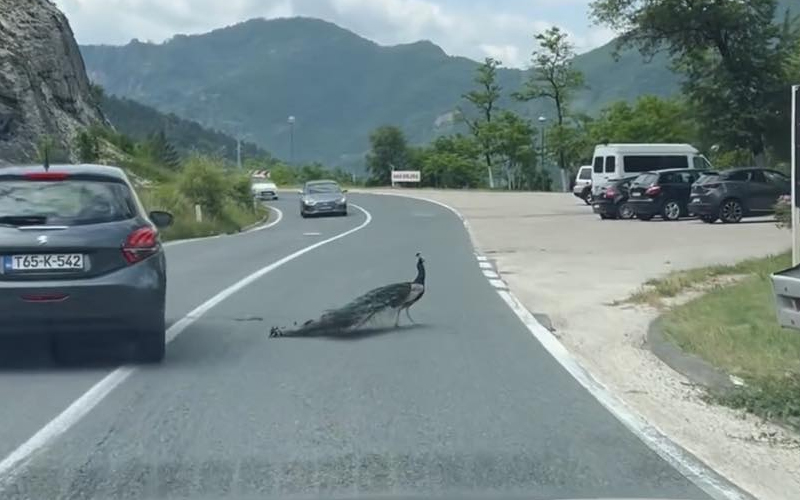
[479,262,493,269]
[476,256,488,261]
[0,204,373,488]
[357,191,751,500]
[164,206,283,247]
[244,206,284,233]
[482,270,499,279]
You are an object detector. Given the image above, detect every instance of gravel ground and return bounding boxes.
[366,188,800,500]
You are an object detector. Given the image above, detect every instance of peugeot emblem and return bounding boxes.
[36,235,48,246]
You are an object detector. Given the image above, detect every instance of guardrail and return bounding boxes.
[771,264,800,331]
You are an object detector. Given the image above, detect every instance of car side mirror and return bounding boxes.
[149,210,173,228]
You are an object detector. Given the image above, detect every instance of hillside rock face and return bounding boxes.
[0,0,104,164]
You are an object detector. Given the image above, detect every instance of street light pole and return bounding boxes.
[538,116,547,174]
[236,138,242,169]
[288,116,295,165]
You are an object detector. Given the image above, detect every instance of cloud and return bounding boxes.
[54,0,611,68]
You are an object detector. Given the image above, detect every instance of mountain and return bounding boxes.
[99,93,270,163]
[0,0,104,164]
[79,5,798,169]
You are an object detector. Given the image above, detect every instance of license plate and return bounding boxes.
[3,254,85,272]
[631,192,641,197]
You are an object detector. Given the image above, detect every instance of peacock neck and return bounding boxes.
[414,261,425,285]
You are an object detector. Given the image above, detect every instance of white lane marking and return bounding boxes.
[165,206,283,247]
[358,191,752,500]
[0,204,373,488]
[476,256,488,262]
[482,270,499,279]
[479,262,493,269]
[488,279,506,289]
[244,206,284,233]
[303,232,322,237]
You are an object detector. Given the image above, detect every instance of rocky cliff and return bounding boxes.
[0,0,104,164]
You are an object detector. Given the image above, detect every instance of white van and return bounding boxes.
[590,143,713,195]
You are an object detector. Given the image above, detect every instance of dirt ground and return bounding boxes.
[370,188,800,500]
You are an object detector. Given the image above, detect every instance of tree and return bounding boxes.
[514,27,585,187]
[588,96,699,145]
[418,135,484,189]
[493,112,552,191]
[460,57,504,188]
[144,130,180,169]
[74,129,100,163]
[590,0,800,166]
[365,126,409,185]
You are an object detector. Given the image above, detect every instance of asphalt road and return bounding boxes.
[0,194,715,500]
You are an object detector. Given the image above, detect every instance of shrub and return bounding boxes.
[177,155,227,218]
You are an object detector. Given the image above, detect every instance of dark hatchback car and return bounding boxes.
[592,175,639,220]
[628,168,713,221]
[0,164,173,362]
[299,180,348,217]
[688,167,790,223]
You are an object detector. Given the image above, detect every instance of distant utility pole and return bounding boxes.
[288,115,296,165]
[236,138,242,169]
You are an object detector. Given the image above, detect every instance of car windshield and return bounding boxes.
[4,1,798,500]
[0,179,136,225]
[306,183,341,194]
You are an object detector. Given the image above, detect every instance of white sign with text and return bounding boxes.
[391,170,421,183]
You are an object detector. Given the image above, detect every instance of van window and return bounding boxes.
[605,156,616,173]
[593,157,604,173]
[578,168,592,180]
[623,155,689,173]
[692,156,712,170]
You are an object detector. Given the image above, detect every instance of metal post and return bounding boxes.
[236,138,242,169]
[540,127,545,171]
[792,85,800,266]
[288,116,296,165]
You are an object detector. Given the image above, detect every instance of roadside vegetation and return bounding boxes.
[622,250,800,430]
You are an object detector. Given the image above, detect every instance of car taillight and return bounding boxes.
[122,227,160,264]
[645,185,661,196]
[24,172,69,181]
[604,188,617,199]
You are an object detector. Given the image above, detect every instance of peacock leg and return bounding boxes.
[394,309,401,328]
[405,308,415,324]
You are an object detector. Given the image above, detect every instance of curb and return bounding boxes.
[647,317,736,391]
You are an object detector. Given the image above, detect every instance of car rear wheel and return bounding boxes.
[138,315,166,363]
[617,202,635,220]
[720,199,744,223]
[661,200,681,221]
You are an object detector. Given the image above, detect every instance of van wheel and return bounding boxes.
[584,193,593,205]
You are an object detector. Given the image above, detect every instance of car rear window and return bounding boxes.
[0,179,137,226]
[634,173,659,185]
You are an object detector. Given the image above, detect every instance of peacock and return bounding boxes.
[269,253,426,338]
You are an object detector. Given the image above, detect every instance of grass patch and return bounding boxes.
[658,252,800,430]
[623,253,791,306]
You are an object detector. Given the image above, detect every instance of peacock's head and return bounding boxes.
[416,252,424,264]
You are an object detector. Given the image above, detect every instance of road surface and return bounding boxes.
[0,194,718,499]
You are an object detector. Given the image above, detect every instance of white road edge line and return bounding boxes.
[482,270,500,279]
[0,204,373,488]
[479,262,493,269]
[361,190,753,500]
[164,205,283,247]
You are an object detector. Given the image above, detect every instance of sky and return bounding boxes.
[54,0,616,68]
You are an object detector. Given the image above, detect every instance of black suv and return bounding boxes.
[688,168,790,223]
[628,168,713,221]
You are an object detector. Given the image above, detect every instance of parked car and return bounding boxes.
[627,168,714,221]
[572,165,593,205]
[592,175,639,220]
[252,181,278,201]
[688,167,790,224]
[590,143,713,196]
[299,180,348,217]
[0,164,173,363]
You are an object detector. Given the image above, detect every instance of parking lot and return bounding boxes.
[367,187,799,500]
